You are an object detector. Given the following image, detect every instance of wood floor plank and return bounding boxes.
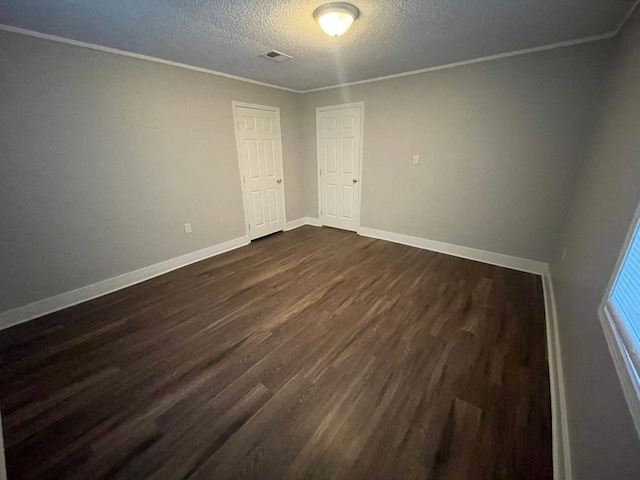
[0,226,552,479]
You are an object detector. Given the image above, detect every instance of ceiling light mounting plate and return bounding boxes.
[313,2,360,37]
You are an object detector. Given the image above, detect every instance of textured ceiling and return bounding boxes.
[0,0,635,91]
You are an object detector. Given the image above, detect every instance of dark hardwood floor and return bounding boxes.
[0,226,552,479]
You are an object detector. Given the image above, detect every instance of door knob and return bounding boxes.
[276,178,282,184]
[353,178,358,183]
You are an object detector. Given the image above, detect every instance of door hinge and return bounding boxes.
[248,223,251,230]
[320,168,322,175]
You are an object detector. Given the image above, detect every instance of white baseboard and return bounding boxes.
[284,218,307,231]
[0,220,325,330]
[358,227,548,275]
[0,222,570,480]
[0,235,250,331]
[285,217,321,231]
[542,271,572,480]
[358,226,570,478]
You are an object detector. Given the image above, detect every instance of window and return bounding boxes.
[610,217,640,359]
[600,204,640,437]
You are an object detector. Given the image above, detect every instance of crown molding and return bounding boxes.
[0,24,302,93]
[0,20,629,95]
[300,31,616,93]
[616,0,640,35]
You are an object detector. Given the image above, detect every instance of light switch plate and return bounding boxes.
[412,155,420,165]
[184,223,192,234]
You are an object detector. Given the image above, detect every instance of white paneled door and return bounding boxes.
[317,104,363,232]
[234,104,286,240]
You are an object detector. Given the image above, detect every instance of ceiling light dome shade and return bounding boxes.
[313,3,360,37]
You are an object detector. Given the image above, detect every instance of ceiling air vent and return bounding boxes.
[262,50,293,63]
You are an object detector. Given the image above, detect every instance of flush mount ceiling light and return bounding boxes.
[313,3,360,37]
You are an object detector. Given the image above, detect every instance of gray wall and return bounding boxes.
[301,42,613,262]
[550,7,640,480]
[0,31,304,313]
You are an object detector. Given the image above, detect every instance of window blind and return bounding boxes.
[611,219,640,343]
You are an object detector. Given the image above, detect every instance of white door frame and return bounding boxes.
[232,101,287,240]
[316,102,365,232]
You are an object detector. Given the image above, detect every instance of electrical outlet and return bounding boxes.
[184,223,192,234]
[412,155,420,165]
